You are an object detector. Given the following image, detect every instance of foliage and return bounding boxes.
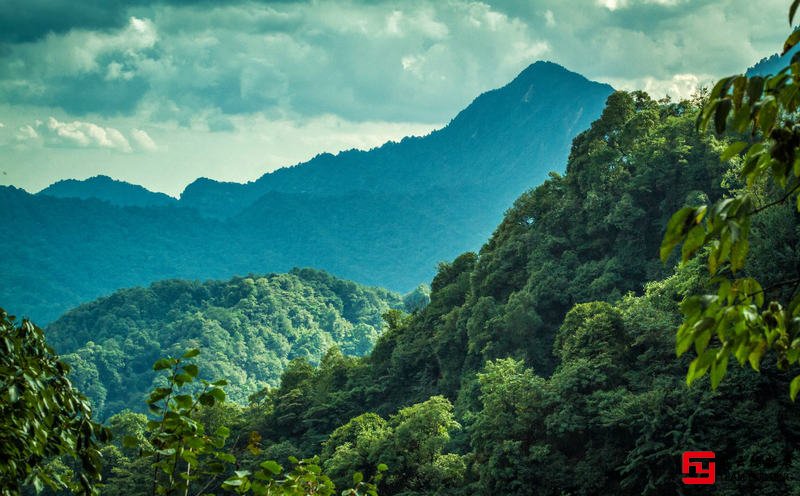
[320,397,462,495]
[45,269,405,419]
[660,1,800,398]
[100,349,386,496]
[140,349,231,495]
[12,60,800,495]
[0,308,109,495]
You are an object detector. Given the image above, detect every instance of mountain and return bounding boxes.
[745,45,800,76]
[38,175,176,207]
[180,61,613,219]
[1,61,613,324]
[92,91,800,495]
[44,268,411,419]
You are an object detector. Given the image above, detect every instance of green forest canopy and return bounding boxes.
[68,88,800,495]
[7,59,800,493]
[44,268,425,419]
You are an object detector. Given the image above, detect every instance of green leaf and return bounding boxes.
[748,342,767,371]
[681,225,706,262]
[791,375,800,401]
[714,98,732,134]
[791,0,800,25]
[148,387,172,403]
[209,387,226,402]
[215,426,230,439]
[32,475,44,493]
[785,29,800,55]
[153,358,172,371]
[182,364,199,378]
[8,384,18,403]
[182,348,200,359]
[661,207,696,262]
[260,460,282,475]
[174,373,193,385]
[720,141,748,162]
[223,478,244,488]
[353,472,364,484]
[747,76,765,105]
[759,98,778,134]
[710,354,729,390]
[174,394,193,410]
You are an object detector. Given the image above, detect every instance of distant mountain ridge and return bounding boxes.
[2,61,614,324]
[179,61,612,219]
[39,175,176,208]
[746,45,800,76]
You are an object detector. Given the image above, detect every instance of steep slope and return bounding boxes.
[2,62,612,324]
[45,268,408,419]
[39,175,176,207]
[246,91,731,445]
[215,92,800,494]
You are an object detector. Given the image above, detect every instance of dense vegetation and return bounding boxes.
[2,62,612,324]
[79,88,799,494]
[8,25,800,492]
[45,269,416,419]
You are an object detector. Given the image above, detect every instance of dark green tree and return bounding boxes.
[0,308,109,495]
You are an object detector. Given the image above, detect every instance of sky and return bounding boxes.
[0,0,791,196]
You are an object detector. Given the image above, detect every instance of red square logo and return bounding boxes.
[682,451,715,485]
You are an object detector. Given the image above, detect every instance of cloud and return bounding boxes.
[0,0,790,126]
[0,2,551,123]
[16,124,39,141]
[131,128,157,151]
[28,117,133,152]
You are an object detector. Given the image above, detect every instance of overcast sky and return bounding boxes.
[0,0,791,196]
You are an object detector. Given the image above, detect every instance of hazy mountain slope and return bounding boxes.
[1,62,613,324]
[39,175,176,207]
[179,61,613,218]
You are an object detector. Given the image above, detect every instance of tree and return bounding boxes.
[0,307,109,495]
[661,0,800,398]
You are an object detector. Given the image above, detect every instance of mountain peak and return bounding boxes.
[39,175,176,208]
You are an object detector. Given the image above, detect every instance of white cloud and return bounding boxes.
[606,72,716,99]
[44,117,132,152]
[16,124,38,141]
[131,128,157,151]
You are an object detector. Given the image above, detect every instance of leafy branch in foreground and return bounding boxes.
[661,1,800,398]
[136,349,384,496]
[0,307,109,495]
[138,348,231,495]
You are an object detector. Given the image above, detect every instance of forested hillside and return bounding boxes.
[1,62,612,324]
[79,89,800,495]
[44,269,415,419]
